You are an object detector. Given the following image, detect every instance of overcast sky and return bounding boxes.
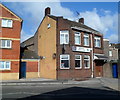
[2,1,118,43]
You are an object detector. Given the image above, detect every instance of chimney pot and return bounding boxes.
[45,7,51,16]
[79,18,84,24]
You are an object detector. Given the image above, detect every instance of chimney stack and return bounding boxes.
[79,18,84,24]
[45,7,51,16]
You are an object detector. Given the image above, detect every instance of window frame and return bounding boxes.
[1,19,13,28]
[94,36,101,48]
[74,32,81,45]
[60,54,70,69]
[84,55,90,69]
[75,55,82,69]
[84,33,89,46]
[0,40,12,49]
[0,61,11,70]
[109,50,112,56]
[60,30,69,44]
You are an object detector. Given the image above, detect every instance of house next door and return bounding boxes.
[20,62,26,78]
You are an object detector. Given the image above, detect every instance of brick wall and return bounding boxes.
[0,4,22,80]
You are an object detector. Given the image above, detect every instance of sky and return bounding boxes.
[2,1,119,43]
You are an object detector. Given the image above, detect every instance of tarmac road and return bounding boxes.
[1,79,119,100]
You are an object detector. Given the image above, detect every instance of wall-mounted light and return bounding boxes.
[52,53,56,59]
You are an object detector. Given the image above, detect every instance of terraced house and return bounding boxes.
[0,4,22,80]
[22,7,108,80]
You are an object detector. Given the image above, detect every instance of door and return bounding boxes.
[94,60,103,77]
[112,63,118,78]
[20,62,26,78]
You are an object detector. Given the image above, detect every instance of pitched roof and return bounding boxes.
[0,3,22,22]
[21,49,39,59]
[48,15,101,34]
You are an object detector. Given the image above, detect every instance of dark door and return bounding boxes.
[20,62,26,78]
[112,63,118,78]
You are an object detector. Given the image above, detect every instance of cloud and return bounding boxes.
[6,1,75,42]
[4,2,118,43]
[79,8,118,35]
[108,34,118,43]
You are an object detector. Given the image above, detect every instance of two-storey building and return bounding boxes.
[0,4,22,80]
[22,7,107,80]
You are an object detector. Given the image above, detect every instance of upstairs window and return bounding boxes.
[94,36,101,48]
[75,55,82,69]
[84,55,90,69]
[60,30,69,44]
[109,50,112,56]
[75,32,81,45]
[0,40,12,48]
[84,33,89,46]
[60,55,70,69]
[1,19,13,28]
[0,61,11,70]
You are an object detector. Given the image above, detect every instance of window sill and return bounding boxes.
[60,67,70,69]
[75,67,82,69]
[0,48,12,49]
[0,69,11,71]
[1,26,13,29]
[84,67,90,69]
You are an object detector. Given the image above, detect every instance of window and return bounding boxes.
[84,33,89,46]
[94,36,101,47]
[60,30,69,44]
[84,55,90,69]
[75,32,81,45]
[109,50,112,56]
[0,40,12,48]
[60,55,70,69]
[1,19,13,28]
[75,55,82,69]
[0,61,11,70]
[47,24,50,28]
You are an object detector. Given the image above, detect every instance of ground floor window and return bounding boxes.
[84,55,90,69]
[75,55,82,69]
[60,55,70,69]
[0,61,11,70]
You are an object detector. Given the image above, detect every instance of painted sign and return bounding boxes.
[72,46,92,52]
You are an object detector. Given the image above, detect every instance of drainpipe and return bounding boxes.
[91,34,94,78]
[38,59,40,77]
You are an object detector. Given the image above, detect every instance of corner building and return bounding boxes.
[22,7,107,80]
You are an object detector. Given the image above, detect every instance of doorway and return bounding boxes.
[20,62,26,79]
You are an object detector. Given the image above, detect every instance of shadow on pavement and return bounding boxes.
[16,87,119,100]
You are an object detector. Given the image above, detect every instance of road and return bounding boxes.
[1,80,120,100]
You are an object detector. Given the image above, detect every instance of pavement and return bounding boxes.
[0,77,119,91]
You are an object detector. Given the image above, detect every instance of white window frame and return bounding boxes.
[0,40,12,48]
[47,23,51,28]
[84,33,89,46]
[94,36,101,48]
[75,55,82,69]
[109,50,112,56]
[0,61,11,70]
[60,30,69,44]
[1,19,13,28]
[75,32,81,45]
[60,55,70,69]
[84,55,90,69]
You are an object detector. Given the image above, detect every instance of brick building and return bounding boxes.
[22,7,108,80]
[103,39,119,78]
[0,4,22,80]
